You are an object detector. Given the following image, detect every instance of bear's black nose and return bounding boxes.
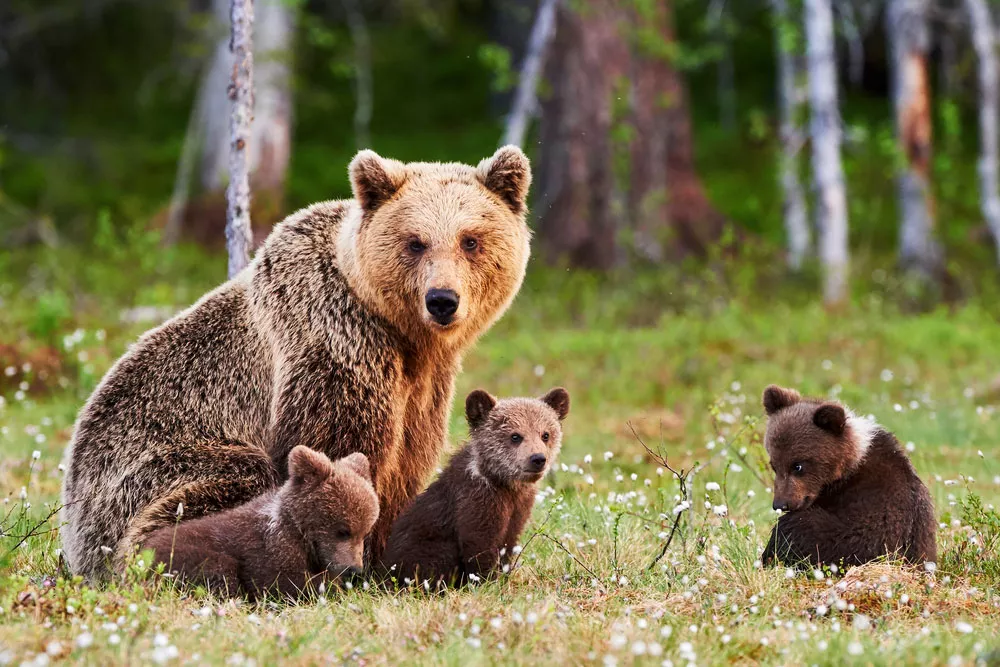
[772,500,788,512]
[528,454,547,472]
[425,289,459,324]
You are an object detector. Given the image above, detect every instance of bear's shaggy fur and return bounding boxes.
[381,387,569,585]
[61,147,532,579]
[144,447,378,599]
[760,384,937,568]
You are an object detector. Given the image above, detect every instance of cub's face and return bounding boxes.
[344,146,532,346]
[762,385,868,513]
[466,388,570,484]
[285,447,379,580]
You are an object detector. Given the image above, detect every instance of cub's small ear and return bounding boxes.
[763,384,802,415]
[339,452,373,484]
[466,390,498,429]
[288,446,333,486]
[476,145,532,215]
[541,387,570,421]
[813,404,847,436]
[349,149,406,212]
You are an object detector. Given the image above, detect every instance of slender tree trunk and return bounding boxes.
[887,0,939,278]
[226,0,254,278]
[772,0,810,270]
[805,0,849,305]
[837,1,865,88]
[502,0,560,148]
[342,0,373,150]
[966,0,1000,262]
[163,69,209,247]
[535,0,630,270]
[192,0,291,245]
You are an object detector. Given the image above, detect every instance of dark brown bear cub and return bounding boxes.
[760,385,937,568]
[381,387,570,586]
[144,447,378,599]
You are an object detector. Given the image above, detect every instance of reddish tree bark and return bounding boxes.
[537,0,725,268]
[535,0,631,270]
[655,0,726,257]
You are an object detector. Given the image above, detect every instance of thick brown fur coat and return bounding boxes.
[61,147,532,580]
[144,447,378,599]
[381,388,569,585]
[760,385,937,568]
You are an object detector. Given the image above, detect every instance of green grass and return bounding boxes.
[1,244,1000,665]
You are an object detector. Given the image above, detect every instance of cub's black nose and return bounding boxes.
[772,500,788,512]
[528,454,547,472]
[425,289,459,324]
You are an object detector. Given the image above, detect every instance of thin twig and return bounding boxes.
[538,532,605,589]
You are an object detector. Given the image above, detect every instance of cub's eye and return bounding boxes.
[510,433,523,444]
[461,236,479,252]
[335,528,351,540]
[541,432,550,443]
[791,463,804,475]
[408,239,427,254]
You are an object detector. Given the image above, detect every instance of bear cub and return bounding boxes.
[144,446,379,599]
[381,387,570,586]
[760,384,936,568]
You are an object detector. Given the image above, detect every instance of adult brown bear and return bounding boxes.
[60,147,532,580]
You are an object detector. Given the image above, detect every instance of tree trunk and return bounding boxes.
[342,0,373,150]
[966,0,1000,263]
[887,0,940,278]
[627,1,672,262]
[502,0,559,148]
[805,0,849,305]
[772,0,810,270]
[187,0,292,246]
[659,0,725,257]
[226,0,254,279]
[535,0,630,270]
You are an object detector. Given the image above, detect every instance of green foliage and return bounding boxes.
[477,44,515,93]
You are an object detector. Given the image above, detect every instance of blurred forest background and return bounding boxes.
[5,0,1000,310]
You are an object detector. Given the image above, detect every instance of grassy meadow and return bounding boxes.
[1,243,999,666]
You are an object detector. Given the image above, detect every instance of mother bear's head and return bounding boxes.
[337,145,532,350]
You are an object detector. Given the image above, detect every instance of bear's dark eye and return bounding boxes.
[511,433,523,444]
[408,239,427,254]
[461,236,479,252]
[791,463,804,475]
[541,432,550,443]
[335,528,351,540]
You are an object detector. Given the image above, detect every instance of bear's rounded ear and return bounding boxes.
[465,390,497,429]
[288,445,333,487]
[476,145,532,215]
[541,387,570,421]
[763,384,801,415]
[813,403,847,436]
[349,149,406,212]
[339,452,373,484]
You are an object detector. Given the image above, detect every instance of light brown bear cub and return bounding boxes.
[760,385,937,568]
[381,387,570,585]
[144,446,378,599]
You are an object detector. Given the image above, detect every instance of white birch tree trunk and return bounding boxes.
[966,0,1000,263]
[202,0,292,198]
[887,0,940,278]
[805,0,849,305]
[226,0,254,279]
[772,0,810,270]
[341,0,373,150]
[502,0,559,148]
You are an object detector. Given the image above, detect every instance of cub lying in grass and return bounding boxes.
[145,446,378,599]
[760,384,937,568]
[381,387,570,586]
